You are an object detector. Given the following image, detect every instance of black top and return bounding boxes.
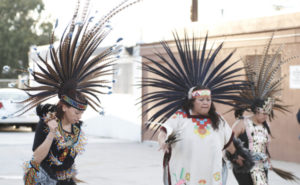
[238,131,249,149]
[32,118,83,181]
[237,119,271,157]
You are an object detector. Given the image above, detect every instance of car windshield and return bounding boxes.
[0,92,28,101]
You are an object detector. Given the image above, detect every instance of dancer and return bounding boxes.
[231,36,296,185]
[22,0,140,184]
[141,32,252,185]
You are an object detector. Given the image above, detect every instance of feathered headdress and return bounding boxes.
[140,32,248,125]
[234,34,293,119]
[19,0,140,114]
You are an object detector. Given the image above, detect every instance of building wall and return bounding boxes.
[140,12,300,162]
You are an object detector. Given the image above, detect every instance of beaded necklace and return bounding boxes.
[58,121,75,148]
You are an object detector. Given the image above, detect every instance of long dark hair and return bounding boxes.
[234,108,245,119]
[56,90,87,120]
[250,99,272,136]
[183,86,221,130]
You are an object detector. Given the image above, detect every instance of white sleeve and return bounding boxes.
[161,112,181,140]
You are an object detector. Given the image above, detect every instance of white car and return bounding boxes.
[0,88,39,131]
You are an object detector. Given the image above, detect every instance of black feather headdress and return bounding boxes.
[19,0,140,114]
[140,32,248,125]
[234,34,293,119]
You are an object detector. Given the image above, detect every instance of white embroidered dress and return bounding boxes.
[244,117,270,185]
[163,110,233,185]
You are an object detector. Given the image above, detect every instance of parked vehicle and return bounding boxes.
[0,88,38,131]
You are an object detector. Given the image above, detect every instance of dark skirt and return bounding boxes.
[57,179,76,185]
[24,161,76,185]
[233,169,268,185]
[233,170,253,185]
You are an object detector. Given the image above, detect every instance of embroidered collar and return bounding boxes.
[57,121,80,148]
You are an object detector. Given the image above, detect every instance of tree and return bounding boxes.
[0,0,54,78]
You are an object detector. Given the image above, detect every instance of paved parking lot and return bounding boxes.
[0,128,300,185]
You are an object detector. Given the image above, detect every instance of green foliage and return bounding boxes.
[0,0,54,78]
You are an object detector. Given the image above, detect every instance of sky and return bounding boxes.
[41,0,300,46]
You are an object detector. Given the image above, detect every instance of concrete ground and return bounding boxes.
[0,131,300,185]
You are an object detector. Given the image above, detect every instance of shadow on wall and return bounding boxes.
[297,109,300,124]
[297,109,300,140]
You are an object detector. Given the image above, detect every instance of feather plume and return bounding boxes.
[272,167,300,182]
[18,0,140,115]
[140,31,248,127]
[233,34,293,119]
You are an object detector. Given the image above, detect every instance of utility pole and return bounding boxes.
[191,0,198,22]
